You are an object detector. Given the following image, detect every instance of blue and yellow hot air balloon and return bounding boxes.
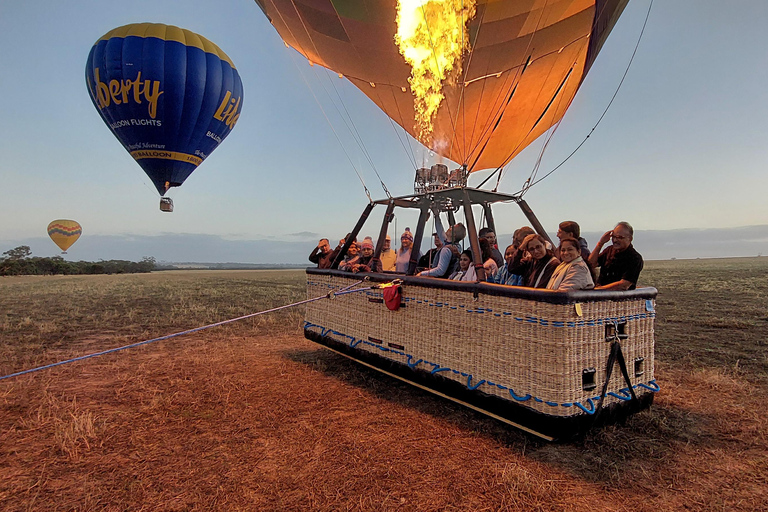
[47,220,82,254]
[85,23,243,211]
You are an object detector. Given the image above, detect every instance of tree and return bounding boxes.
[138,256,157,272]
[2,246,31,261]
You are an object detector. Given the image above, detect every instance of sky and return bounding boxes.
[1,1,767,261]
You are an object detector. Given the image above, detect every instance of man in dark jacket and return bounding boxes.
[308,238,338,269]
[588,222,644,290]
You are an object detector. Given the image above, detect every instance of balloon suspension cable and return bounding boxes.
[327,65,414,197]
[0,278,411,382]
[283,49,372,202]
[515,0,654,196]
[316,68,391,199]
[271,3,375,201]
[475,166,502,189]
[491,60,573,191]
[509,113,566,195]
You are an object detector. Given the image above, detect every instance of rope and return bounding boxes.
[268,0,373,202]
[316,68,392,198]
[593,320,639,422]
[516,0,654,194]
[0,280,378,382]
[286,50,373,202]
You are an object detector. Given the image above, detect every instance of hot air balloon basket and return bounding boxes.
[305,269,658,441]
[160,197,174,212]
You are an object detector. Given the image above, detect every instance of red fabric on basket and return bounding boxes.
[383,285,402,311]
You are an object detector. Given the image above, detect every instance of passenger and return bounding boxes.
[557,221,589,254]
[308,238,338,269]
[556,220,595,282]
[547,238,595,291]
[489,244,524,285]
[338,240,360,270]
[479,227,504,267]
[512,226,536,248]
[417,217,464,278]
[509,234,560,288]
[418,232,443,271]
[449,249,477,281]
[480,238,499,276]
[379,235,397,271]
[395,228,421,273]
[588,221,644,290]
[345,236,375,273]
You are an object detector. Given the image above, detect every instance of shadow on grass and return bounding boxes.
[283,345,714,487]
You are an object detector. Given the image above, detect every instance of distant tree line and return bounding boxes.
[0,246,156,276]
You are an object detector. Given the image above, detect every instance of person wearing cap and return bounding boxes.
[395,228,421,273]
[345,236,376,273]
[379,235,397,272]
[338,239,360,270]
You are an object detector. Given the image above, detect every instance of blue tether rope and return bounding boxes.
[0,281,371,382]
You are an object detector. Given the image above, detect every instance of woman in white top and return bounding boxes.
[547,238,595,291]
[449,249,477,282]
[395,228,414,273]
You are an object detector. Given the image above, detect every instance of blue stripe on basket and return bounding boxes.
[305,321,660,412]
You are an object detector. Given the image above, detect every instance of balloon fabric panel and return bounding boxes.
[258,0,625,172]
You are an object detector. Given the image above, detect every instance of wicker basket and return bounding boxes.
[305,269,658,440]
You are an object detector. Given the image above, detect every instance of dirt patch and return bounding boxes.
[1,263,768,510]
[2,332,767,511]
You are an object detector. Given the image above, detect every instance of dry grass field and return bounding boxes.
[1,261,767,511]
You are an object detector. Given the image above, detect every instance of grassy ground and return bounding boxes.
[0,261,766,511]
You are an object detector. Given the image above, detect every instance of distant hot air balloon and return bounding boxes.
[85,23,244,211]
[256,0,625,172]
[47,220,82,254]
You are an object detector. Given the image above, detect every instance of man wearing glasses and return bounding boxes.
[588,222,644,290]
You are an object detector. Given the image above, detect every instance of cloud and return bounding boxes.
[286,231,320,239]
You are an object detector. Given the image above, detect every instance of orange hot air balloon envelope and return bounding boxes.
[47,220,82,253]
[255,0,627,172]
